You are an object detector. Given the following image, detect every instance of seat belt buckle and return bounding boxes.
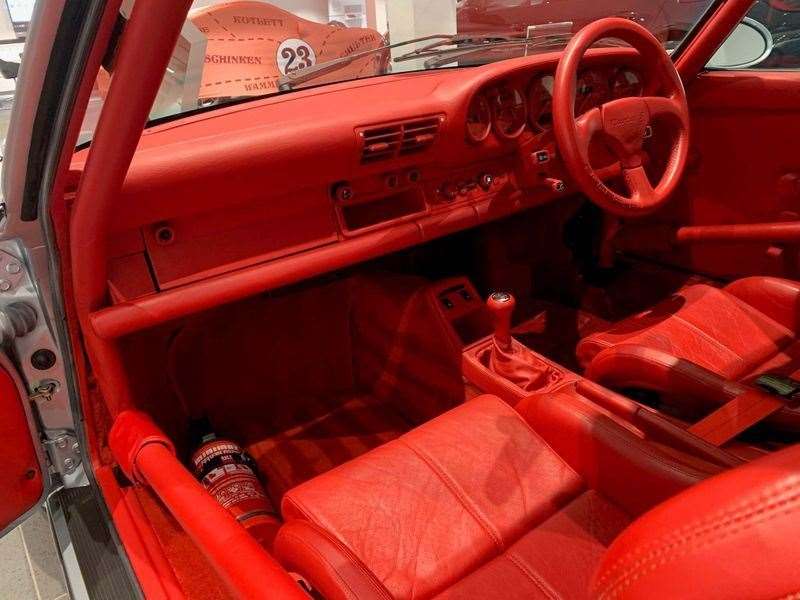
[755,374,800,408]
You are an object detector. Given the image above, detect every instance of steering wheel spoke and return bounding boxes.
[643,96,686,124]
[575,107,603,156]
[623,164,655,204]
[596,160,623,181]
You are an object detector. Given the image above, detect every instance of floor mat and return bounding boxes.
[242,393,412,503]
[167,275,466,505]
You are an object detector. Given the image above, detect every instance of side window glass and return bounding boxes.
[709,1,800,69]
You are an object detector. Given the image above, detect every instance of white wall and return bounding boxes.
[366,0,387,33]
[0,1,15,42]
[386,0,456,70]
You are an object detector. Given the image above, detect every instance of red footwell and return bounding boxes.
[244,394,411,501]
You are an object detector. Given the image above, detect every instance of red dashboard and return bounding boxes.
[73,47,645,338]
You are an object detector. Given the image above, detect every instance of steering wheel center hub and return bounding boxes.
[602,97,649,166]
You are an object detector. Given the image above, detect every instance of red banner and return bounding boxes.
[191,1,387,98]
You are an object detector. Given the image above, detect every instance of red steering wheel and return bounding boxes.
[553,18,690,217]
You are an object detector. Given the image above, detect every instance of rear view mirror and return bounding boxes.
[707,17,773,69]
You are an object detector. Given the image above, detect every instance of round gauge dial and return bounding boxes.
[575,70,610,115]
[527,73,554,132]
[611,68,643,99]
[465,93,492,143]
[490,85,527,139]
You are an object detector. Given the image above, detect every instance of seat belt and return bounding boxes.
[687,375,800,446]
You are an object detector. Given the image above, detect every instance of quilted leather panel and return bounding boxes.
[435,491,630,600]
[578,283,794,379]
[593,445,800,599]
[279,395,583,599]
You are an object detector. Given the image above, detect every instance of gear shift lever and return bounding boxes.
[484,291,557,392]
[487,291,515,351]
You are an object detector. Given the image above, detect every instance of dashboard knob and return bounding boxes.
[440,182,459,201]
[478,173,494,191]
[385,174,399,189]
[333,183,354,202]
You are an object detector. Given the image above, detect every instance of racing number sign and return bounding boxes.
[276,38,316,75]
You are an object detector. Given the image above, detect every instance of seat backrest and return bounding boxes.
[592,444,800,599]
[577,283,793,379]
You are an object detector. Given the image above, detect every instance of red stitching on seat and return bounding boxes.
[596,477,800,588]
[401,438,505,551]
[286,521,393,600]
[505,551,560,600]
[597,478,800,598]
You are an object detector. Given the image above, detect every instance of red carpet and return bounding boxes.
[244,393,411,501]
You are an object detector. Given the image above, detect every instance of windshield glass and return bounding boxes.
[79,0,717,143]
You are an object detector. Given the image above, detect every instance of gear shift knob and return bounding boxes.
[487,291,515,350]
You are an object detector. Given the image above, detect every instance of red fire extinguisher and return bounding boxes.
[190,419,281,549]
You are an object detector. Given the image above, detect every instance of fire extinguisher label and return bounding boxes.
[192,438,278,522]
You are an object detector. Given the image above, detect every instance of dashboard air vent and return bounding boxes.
[359,116,441,163]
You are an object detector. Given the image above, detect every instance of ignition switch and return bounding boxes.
[332,182,354,202]
[544,178,566,193]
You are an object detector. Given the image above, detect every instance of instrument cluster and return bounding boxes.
[466,66,643,143]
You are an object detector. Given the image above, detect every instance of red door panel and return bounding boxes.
[0,362,43,534]
[643,70,800,279]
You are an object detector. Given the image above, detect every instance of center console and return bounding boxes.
[429,280,575,401]
[464,291,570,400]
[429,277,745,472]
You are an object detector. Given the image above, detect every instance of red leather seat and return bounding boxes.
[594,443,800,598]
[577,277,800,429]
[273,394,739,599]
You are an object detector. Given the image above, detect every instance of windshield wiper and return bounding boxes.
[393,21,577,68]
[276,32,523,91]
[412,30,631,69]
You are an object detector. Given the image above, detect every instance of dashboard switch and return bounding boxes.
[478,173,494,191]
[385,174,399,189]
[534,150,550,164]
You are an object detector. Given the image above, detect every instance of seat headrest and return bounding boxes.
[592,444,800,599]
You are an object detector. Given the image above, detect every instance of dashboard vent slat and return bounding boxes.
[358,116,441,163]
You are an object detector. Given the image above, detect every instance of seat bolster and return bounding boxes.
[274,520,391,600]
[578,283,795,378]
[725,276,800,332]
[585,343,745,405]
[516,388,716,517]
[585,343,800,433]
[577,334,618,369]
[591,445,800,599]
